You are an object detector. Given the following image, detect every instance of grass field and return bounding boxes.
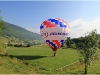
[0,44,100,74]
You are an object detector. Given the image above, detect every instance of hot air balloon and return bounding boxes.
[40,18,70,56]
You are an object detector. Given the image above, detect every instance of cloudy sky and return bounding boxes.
[0,1,100,38]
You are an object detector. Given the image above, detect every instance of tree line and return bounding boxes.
[62,34,100,49]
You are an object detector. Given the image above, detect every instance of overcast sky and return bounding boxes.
[0,1,100,38]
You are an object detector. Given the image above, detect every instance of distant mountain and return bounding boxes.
[2,21,43,45]
[2,22,42,40]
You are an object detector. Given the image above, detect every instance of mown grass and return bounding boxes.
[0,44,99,74]
[6,44,79,74]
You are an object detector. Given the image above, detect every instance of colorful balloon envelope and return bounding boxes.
[40,18,70,55]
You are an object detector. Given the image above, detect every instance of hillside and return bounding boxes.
[1,21,43,46]
[2,22,42,40]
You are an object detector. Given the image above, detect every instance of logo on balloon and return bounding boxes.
[50,32,69,36]
[41,31,48,38]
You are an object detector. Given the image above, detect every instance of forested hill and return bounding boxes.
[1,21,43,46]
[2,21,42,41]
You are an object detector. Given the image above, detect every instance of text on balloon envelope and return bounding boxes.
[50,32,69,36]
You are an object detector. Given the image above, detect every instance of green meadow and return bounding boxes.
[0,44,100,74]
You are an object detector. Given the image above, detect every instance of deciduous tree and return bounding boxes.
[78,29,99,74]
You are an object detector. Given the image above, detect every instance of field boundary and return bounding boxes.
[55,61,79,71]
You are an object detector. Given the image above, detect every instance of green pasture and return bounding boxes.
[6,45,79,74]
[0,44,99,74]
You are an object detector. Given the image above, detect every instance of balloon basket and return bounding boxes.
[54,52,57,56]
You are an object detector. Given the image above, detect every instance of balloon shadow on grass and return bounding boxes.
[0,54,47,60]
[13,55,47,60]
